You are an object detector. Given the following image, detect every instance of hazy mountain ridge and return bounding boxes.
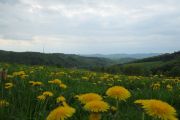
[82,53,161,59]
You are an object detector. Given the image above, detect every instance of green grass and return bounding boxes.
[0,63,180,120]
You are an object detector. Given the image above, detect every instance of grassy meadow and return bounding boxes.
[0,63,180,120]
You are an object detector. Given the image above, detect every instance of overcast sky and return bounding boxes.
[0,0,180,54]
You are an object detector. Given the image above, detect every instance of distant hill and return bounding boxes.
[110,57,137,64]
[2,50,179,76]
[82,53,161,59]
[0,50,114,68]
[95,51,180,76]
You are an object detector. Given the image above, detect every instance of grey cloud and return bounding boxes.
[0,0,20,5]
[0,0,180,53]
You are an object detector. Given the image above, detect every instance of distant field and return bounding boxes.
[0,63,179,120]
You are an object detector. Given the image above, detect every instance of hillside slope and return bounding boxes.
[0,50,114,68]
[96,51,180,76]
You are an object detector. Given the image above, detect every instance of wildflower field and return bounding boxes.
[0,63,180,120]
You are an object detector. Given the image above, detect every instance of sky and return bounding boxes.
[0,0,180,54]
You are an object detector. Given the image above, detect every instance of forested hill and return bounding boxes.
[0,50,114,68]
[95,51,180,76]
[132,51,180,63]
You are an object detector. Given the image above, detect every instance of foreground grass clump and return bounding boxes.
[0,63,179,120]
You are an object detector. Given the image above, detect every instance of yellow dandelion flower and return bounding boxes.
[37,95,46,101]
[29,81,34,84]
[48,81,53,84]
[84,100,109,112]
[33,82,43,86]
[89,113,101,120]
[29,81,43,86]
[82,77,89,80]
[166,84,173,91]
[106,86,131,101]
[134,99,178,120]
[47,105,75,120]
[74,95,79,99]
[5,83,13,89]
[43,91,53,97]
[48,79,62,85]
[134,99,146,104]
[151,83,161,90]
[12,71,26,77]
[59,84,67,89]
[0,99,9,107]
[62,101,68,106]
[110,106,117,112]
[78,93,102,104]
[56,96,66,103]
[20,74,28,79]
